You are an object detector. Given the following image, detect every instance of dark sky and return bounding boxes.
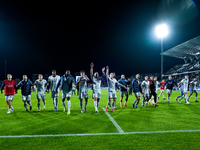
[0,0,200,80]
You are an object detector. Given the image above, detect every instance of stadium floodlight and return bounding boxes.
[155,24,168,80]
[156,24,168,38]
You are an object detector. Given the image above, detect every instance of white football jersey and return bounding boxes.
[34,79,47,93]
[155,81,159,91]
[190,81,198,91]
[181,79,189,91]
[92,76,101,93]
[78,76,88,92]
[141,80,149,93]
[48,75,60,91]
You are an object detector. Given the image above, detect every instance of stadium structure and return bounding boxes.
[162,36,200,83]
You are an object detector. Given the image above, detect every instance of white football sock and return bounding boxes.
[94,101,97,110]
[67,100,71,112]
[185,95,188,102]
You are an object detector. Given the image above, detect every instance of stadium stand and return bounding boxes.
[162,36,200,84]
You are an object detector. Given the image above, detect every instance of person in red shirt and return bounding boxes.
[158,80,166,100]
[1,74,16,114]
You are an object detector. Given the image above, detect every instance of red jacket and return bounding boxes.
[1,80,16,95]
[160,82,165,90]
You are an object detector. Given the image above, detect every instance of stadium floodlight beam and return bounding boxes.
[156,24,168,80]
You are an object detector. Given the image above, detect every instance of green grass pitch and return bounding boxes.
[0,89,200,150]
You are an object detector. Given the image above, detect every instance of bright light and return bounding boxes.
[156,24,168,38]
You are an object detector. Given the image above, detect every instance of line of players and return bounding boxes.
[138,74,199,109]
[1,63,198,114]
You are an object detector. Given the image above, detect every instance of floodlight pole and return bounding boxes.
[161,37,163,80]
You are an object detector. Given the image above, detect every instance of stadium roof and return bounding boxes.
[161,36,200,60]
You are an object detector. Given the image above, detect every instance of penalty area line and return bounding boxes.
[0,129,200,138]
[101,107,124,133]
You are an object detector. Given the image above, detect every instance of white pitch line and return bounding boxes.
[125,129,200,134]
[101,107,124,133]
[0,129,200,138]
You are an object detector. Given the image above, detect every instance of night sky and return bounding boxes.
[0,0,200,80]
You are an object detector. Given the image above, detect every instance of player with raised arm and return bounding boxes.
[188,78,199,102]
[16,75,33,112]
[90,63,105,113]
[158,79,166,100]
[149,75,159,107]
[77,70,89,113]
[34,74,47,112]
[55,70,75,114]
[47,70,60,111]
[131,74,142,108]
[141,76,150,107]
[177,75,190,104]
[164,75,177,104]
[1,74,16,114]
[118,75,131,108]
[105,66,126,112]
